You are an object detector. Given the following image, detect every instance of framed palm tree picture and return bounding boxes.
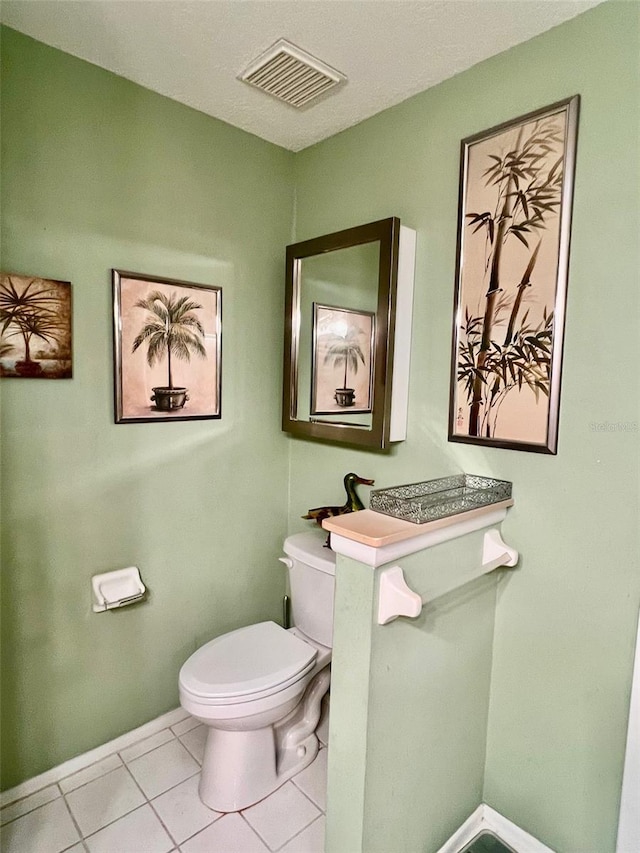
[113,270,221,423]
[0,272,72,378]
[310,303,374,416]
[449,95,580,454]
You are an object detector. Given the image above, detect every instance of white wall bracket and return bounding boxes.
[377,566,422,625]
[376,529,519,625]
[482,528,518,572]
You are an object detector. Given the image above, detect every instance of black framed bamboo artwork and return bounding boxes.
[449,96,579,454]
[311,303,375,416]
[113,270,221,423]
[0,272,72,378]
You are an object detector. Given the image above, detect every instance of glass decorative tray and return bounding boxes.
[369,475,512,525]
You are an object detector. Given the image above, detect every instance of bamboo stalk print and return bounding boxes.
[503,239,541,347]
[457,111,566,440]
[468,126,524,436]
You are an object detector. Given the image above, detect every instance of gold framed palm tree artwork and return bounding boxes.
[311,303,374,416]
[113,270,221,423]
[449,96,580,454]
[0,272,72,379]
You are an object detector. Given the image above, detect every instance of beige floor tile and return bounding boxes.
[126,740,199,800]
[0,784,61,826]
[1,798,81,853]
[292,749,327,810]
[84,804,173,853]
[181,813,270,853]
[65,766,145,837]
[242,782,321,851]
[151,775,221,844]
[178,725,207,765]
[279,815,326,853]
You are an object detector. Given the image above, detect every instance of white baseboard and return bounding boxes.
[435,805,485,853]
[0,706,189,809]
[436,804,556,853]
[483,805,556,853]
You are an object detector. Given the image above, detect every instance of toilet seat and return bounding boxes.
[179,621,317,706]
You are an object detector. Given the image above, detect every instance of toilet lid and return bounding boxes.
[179,621,317,701]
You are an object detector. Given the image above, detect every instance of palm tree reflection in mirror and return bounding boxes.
[324,325,367,408]
[311,303,374,415]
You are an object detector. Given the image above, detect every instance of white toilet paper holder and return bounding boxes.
[377,528,518,625]
[92,567,146,612]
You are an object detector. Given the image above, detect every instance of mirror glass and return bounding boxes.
[283,218,400,450]
[296,243,379,429]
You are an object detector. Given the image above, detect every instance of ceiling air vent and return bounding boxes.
[239,39,346,109]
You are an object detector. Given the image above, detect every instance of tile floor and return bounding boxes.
[0,704,329,853]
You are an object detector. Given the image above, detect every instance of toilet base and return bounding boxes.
[198,666,330,812]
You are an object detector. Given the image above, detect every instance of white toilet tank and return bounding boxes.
[282,532,336,648]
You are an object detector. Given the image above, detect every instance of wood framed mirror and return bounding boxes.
[283,217,414,451]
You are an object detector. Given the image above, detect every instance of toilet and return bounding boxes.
[179,531,335,812]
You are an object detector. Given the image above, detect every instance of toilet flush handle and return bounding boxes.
[278,559,294,629]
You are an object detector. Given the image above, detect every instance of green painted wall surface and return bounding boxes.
[0,27,294,790]
[481,6,640,851]
[328,539,499,853]
[290,3,639,851]
[364,577,498,852]
[325,556,375,853]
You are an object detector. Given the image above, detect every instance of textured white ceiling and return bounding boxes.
[1,0,602,151]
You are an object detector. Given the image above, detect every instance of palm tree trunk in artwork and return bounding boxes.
[468,128,523,436]
[343,358,348,389]
[167,343,173,389]
[23,332,32,363]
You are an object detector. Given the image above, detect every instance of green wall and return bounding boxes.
[482,7,640,850]
[326,545,499,853]
[290,2,639,851]
[0,27,294,790]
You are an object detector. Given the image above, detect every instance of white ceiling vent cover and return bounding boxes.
[239,39,346,108]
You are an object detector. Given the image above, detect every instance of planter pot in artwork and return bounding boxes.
[334,387,356,408]
[15,360,44,377]
[151,387,189,411]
